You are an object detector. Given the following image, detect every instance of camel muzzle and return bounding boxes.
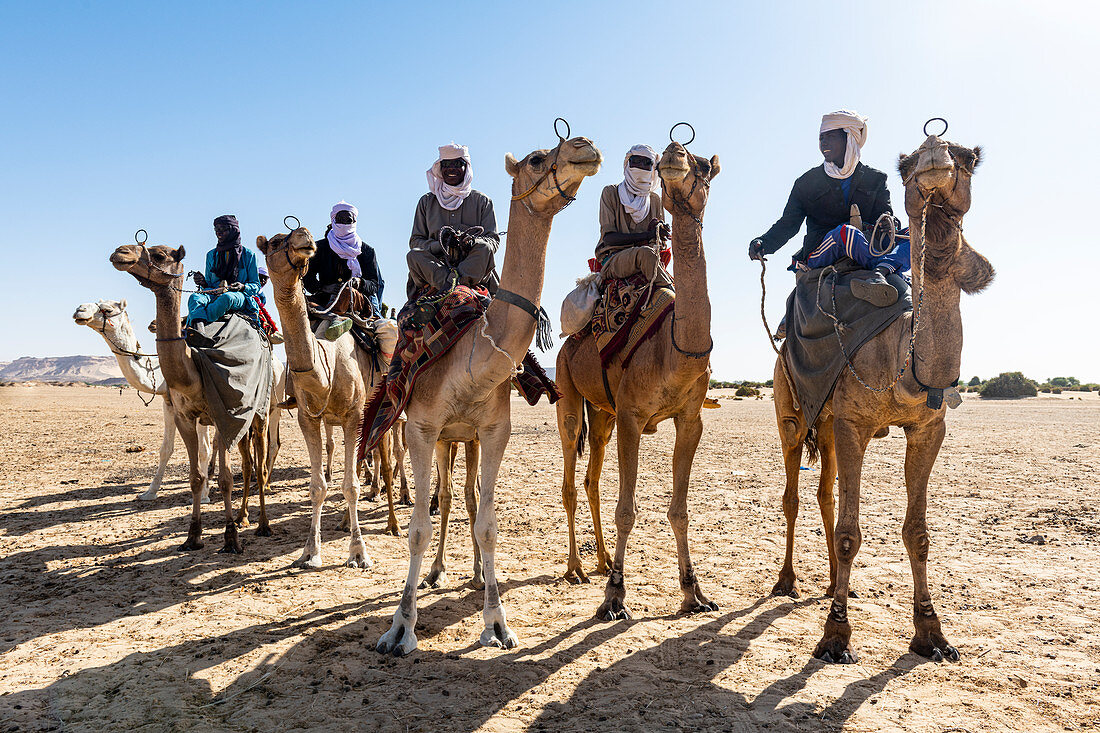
[913,134,955,190]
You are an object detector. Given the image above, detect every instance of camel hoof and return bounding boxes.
[815,642,858,664]
[910,639,960,662]
[364,491,379,502]
[470,577,485,591]
[138,490,157,501]
[564,567,590,584]
[219,540,243,555]
[179,539,204,552]
[255,524,273,537]
[199,492,213,505]
[419,570,445,589]
[293,553,323,569]
[480,622,518,650]
[596,601,632,622]
[386,524,400,538]
[594,560,612,577]
[771,579,799,598]
[345,555,372,570]
[234,515,250,529]
[400,495,413,507]
[324,470,332,483]
[682,600,719,614]
[377,619,417,657]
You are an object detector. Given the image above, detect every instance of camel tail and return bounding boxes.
[803,425,820,466]
[576,399,589,457]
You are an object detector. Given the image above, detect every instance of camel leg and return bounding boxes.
[365,447,381,501]
[140,398,175,501]
[324,423,335,483]
[464,440,483,589]
[396,423,411,504]
[817,417,840,596]
[235,434,253,528]
[379,428,399,536]
[670,411,718,614]
[377,417,440,656]
[584,405,616,577]
[197,424,212,504]
[204,431,217,503]
[266,405,281,476]
[217,434,242,554]
[772,417,805,598]
[176,418,205,551]
[421,441,453,588]
[474,419,517,649]
[341,416,371,569]
[597,412,641,622]
[254,418,272,537]
[293,412,328,569]
[813,418,871,664]
[555,367,587,583]
[903,419,957,662]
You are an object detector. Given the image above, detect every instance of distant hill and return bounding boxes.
[0,356,123,384]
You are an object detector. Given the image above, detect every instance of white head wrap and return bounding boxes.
[326,200,363,278]
[820,110,868,179]
[426,143,473,211]
[617,144,659,223]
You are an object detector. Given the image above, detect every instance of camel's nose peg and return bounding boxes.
[923,117,948,137]
[284,215,301,232]
[554,117,571,141]
[670,121,696,146]
[134,229,148,245]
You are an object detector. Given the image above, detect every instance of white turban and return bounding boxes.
[326,200,363,278]
[617,144,659,223]
[820,110,868,179]
[426,142,473,211]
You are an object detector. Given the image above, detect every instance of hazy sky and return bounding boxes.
[1,1,1096,381]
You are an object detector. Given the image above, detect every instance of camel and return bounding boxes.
[420,439,482,590]
[554,141,721,621]
[769,132,993,664]
[375,131,601,656]
[109,244,277,552]
[255,230,399,564]
[366,418,410,505]
[73,299,213,502]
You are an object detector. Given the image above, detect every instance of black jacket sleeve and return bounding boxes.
[302,238,326,297]
[864,170,893,235]
[356,245,384,302]
[758,180,806,255]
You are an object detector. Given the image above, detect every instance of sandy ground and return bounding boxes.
[0,384,1098,732]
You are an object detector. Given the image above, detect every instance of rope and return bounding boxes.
[758,257,798,400]
[476,316,520,378]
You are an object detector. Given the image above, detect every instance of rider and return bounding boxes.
[303,201,385,341]
[594,144,671,287]
[748,110,907,307]
[407,143,500,302]
[187,215,261,325]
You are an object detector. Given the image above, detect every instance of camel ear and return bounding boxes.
[173,246,185,262]
[256,235,270,255]
[708,155,721,180]
[505,153,521,178]
[120,299,126,310]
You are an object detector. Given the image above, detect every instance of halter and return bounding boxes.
[92,304,158,406]
[663,122,708,229]
[510,118,577,215]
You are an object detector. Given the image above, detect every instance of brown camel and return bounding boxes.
[375,131,602,656]
[109,244,274,552]
[366,419,410,505]
[256,230,400,562]
[770,133,993,664]
[554,141,721,621]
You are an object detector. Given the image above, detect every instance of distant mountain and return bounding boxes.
[0,356,123,383]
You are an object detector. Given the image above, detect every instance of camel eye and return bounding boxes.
[529,155,544,167]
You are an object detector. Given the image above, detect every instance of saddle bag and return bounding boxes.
[560,272,602,337]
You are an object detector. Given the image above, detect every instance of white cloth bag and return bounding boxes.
[559,272,602,337]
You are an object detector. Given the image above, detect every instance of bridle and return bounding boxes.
[662,122,709,229]
[91,303,158,406]
[511,117,578,215]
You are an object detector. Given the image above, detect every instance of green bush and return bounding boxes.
[1040,387,1051,393]
[980,372,1038,399]
[735,385,760,397]
[968,376,982,386]
[1052,388,1062,394]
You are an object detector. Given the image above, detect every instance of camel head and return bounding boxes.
[899,136,993,292]
[658,142,721,220]
[110,244,186,290]
[256,227,315,283]
[505,136,602,217]
[73,299,126,330]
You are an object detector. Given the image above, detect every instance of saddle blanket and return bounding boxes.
[358,286,559,456]
[590,274,674,369]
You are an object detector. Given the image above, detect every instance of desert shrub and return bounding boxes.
[1049,376,1079,389]
[1040,387,1051,393]
[1052,388,1062,394]
[968,376,982,386]
[735,385,759,397]
[764,379,774,388]
[980,372,1038,399]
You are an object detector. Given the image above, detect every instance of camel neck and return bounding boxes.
[908,228,963,389]
[103,323,162,394]
[669,213,712,362]
[271,274,319,376]
[151,285,197,391]
[481,202,553,365]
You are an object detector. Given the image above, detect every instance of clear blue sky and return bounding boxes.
[1,0,1096,381]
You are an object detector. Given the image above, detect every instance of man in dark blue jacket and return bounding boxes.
[749,110,907,307]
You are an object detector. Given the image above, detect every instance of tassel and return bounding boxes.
[535,306,554,352]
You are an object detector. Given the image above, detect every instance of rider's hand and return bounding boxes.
[748,239,766,261]
[657,221,672,241]
[192,272,207,288]
[226,282,246,292]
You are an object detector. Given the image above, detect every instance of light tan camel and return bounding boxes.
[256,230,400,563]
[554,141,721,621]
[376,132,602,656]
[110,244,275,551]
[770,133,993,664]
[74,299,213,502]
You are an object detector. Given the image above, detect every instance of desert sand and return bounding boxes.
[1,384,1097,732]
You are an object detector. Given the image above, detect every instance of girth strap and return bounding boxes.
[495,288,553,352]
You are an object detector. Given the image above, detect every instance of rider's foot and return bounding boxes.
[323,317,353,341]
[850,269,899,307]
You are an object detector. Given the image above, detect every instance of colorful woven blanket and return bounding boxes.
[591,275,675,369]
[358,286,559,456]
